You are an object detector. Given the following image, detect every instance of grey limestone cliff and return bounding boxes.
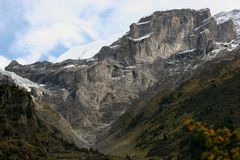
[5,8,240,147]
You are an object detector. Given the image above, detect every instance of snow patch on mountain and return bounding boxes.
[214,10,240,35]
[63,65,76,69]
[178,49,197,55]
[136,21,150,25]
[109,45,120,49]
[128,33,153,42]
[0,69,39,92]
[53,32,124,62]
[203,40,240,61]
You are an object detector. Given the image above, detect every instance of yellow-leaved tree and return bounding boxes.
[183,117,240,160]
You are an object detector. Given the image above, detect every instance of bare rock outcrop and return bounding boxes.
[5,8,240,147]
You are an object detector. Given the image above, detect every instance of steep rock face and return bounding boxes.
[96,9,236,63]
[0,85,113,159]
[5,9,240,146]
[97,50,240,159]
[214,9,240,36]
[196,29,215,52]
[0,70,88,147]
[217,19,237,42]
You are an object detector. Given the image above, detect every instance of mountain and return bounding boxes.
[2,8,240,159]
[0,83,114,159]
[214,9,240,36]
[97,49,240,159]
[0,69,90,147]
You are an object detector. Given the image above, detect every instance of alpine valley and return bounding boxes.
[1,8,240,160]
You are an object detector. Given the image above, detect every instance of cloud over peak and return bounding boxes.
[0,0,239,67]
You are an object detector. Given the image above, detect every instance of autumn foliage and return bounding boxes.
[183,117,240,160]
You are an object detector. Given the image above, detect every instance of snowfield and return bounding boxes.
[0,69,39,92]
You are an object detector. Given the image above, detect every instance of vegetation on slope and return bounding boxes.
[183,118,240,160]
[100,54,240,159]
[0,85,116,160]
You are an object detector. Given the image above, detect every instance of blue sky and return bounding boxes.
[0,0,239,68]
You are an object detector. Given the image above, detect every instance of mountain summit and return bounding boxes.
[4,8,240,154]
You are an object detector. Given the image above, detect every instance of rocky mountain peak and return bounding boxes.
[95,8,237,64]
[4,8,240,147]
[6,60,22,69]
[130,8,211,39]
[214,9,240,36]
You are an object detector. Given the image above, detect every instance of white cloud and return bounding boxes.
[11,0,106,64]
[5,0,240,64]
[0,55,11,69]
[13,22,86,64]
